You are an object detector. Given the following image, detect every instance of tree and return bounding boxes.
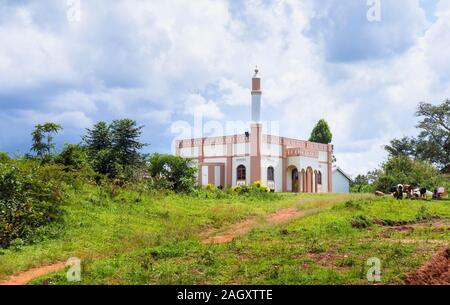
[415,100,450,172]
[384,100,450,173]
[309,119,333,144]
[83,121,111,153]
[350,174,370,193]
[31,122,63,158]
[384,137,417,157]
[83,121,113,175]
[110,119,146,168]
[82,119,146,177]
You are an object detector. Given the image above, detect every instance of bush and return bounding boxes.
[147,154,196,193]
[0,152,10,163]
[230,181,271,198]
[55,143,89,170]
[373,156,443,192]
[0,161,63,248]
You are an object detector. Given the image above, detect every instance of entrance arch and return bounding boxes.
[286,165,299,192]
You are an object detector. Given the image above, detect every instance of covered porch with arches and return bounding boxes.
[285,165,322,193]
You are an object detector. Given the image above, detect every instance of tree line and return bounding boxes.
[352,100,450,193]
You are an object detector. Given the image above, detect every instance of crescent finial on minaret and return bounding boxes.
[254,66,259,77]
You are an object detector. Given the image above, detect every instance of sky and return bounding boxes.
[0,0,449,176]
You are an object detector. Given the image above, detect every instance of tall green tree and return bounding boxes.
[385,100,450,172]
[110,119,146,168]
[83,121,111,152]
[415,100,450,172]
[309,119,333,144]
[384,137,417,157]
[83,121,113,175]
[31,122,63,157]
[82,119,146,177]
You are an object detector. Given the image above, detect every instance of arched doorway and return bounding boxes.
[292,168,299,192]
[286,165,299,192]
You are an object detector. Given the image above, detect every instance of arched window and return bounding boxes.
[267,166,274,181]
[318,171,322,185]
[237,165,246,180]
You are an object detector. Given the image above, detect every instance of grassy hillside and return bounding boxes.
[1,183,448,284]
[0,183,302,279]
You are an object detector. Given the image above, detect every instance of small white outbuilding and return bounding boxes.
[332,167,352,193]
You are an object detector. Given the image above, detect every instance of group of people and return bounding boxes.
[391,184,446,200]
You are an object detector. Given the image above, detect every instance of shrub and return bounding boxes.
[0,161,63,248]
[250,180,270,193]
[55,143,89,170]
[205,183,217,191]
[373,156,443,192]
[147,154,196,193]
[0,152,9,163]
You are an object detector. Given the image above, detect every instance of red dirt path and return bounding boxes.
[0,262,66,285]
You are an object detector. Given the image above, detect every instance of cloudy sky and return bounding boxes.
[0,0,449,176]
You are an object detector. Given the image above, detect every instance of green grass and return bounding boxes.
[1,186,448,285]
[0,184,325,280]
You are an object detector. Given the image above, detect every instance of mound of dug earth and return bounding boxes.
[405,247,450,285]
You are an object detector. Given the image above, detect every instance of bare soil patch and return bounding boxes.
[405,247,450,285]
[0,262,66,285]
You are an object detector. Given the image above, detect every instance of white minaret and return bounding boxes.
[251,67,262,122]
[250,67,262,183]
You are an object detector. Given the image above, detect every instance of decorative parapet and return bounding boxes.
[176,134,329,152]
[286,148,319,158]
[177,134,249,148]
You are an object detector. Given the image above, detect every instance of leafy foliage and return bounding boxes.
[351,156,443,193]
[55,143,89,170]
[373,156,442,192]
[350,174,375,193]
[83,119,146,178]
[147,153,197,193]
[384,137,417,157]
[31,122,63,158]
[0,161,63,248]
[110,119,146,168]
[0,151,10,163]
[309,119,333,144]
[385,100,450,173]
[231,180,270,195]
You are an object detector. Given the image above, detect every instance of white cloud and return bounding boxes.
[184,94,224,120]
[49,90,97,113]
[218,78,249,106]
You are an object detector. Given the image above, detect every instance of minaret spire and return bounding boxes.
[251,66,262,122]
[250,66,262,184]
